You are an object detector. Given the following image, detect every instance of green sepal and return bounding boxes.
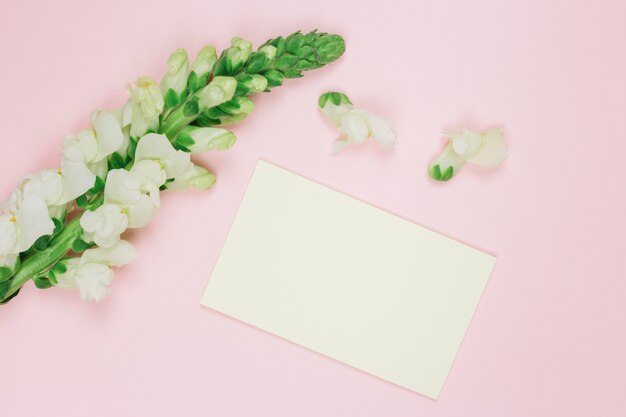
[51,260,68,275]
[262,69,284,87]
[245,53,269,74]
[274,54,298,70]
[0,286,20,304]
[175,132,195,151]
[205,106,233,119]
[47,270,57,285]
[33,235,51,252]
[0,280,10,301]
[52,218,64,235]
[33,275,52,289]
[164,88,180,108]
[108,152,126,170]
[71,238,93,253]
[429,164,442,181]
[295,45,314,59]
[187,71,199,93]
[128,137,139,160]
[195,113,221,127]
[235,80,252,97]
[0,267,13,282]
[75,194,89,209]
[281,69,303,79]
[440,166,454,181]
[264,36,286,56]
[183,96,200,117]
[219,99,241,115]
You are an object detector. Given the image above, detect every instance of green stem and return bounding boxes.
[4,217,83,299]
[161,104,196,139]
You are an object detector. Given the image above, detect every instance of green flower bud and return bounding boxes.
[167,165,216,191]
[191,45,217,77]
[161,48,189,98]
[197,76,237,109]
[217,37,253,74]
[218,97,255,125]
[258,45,277,61]
[240,74,268,94]
[178,126,236,153]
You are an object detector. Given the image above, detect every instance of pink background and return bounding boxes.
[1,0,625,415]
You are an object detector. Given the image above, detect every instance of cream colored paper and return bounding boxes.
[201,161,496,399]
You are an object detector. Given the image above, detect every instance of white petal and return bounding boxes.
[450,129,483,160]
[54,258,80,289]
[75,262,112,302]
[82,240,137,267]
[104,169,143,207]
[466,128,507,168]
[14,195,54,252]
[59,159,96,204]
[135,133,191,178]
[322,103,353,126]
[91,110,124,161]
[0,253,18,269]
[22,170,64,206]
[131,160,167,192]
[338,111,370,143]
[125,194,156,228]
[0,214,18,255]
[62,130,98,163]
[363,111,397,147]
[80,204,128,248]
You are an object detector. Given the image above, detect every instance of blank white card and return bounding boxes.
[202,161,496,399]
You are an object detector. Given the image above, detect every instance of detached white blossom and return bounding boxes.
[0,194,54,256]
[127,77,165,138]
[197,76,237,109]
[161,48,189,98]
[167,164,216,191]
[318,91,397,154]
[54,240,137,302]
[179,126,236,153]
[429,128,507,181]
[63,110,125,178]
[80,204,129,248]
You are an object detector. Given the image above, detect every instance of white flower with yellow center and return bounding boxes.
[102,168,157,229]
[0,194,55,257]
[80,204,129,248]
[318,92,397,154]
[54,240,137,302]
[429,128,507,181]
[127,76,165,138]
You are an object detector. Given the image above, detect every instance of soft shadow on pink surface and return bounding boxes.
[1,0,626,416]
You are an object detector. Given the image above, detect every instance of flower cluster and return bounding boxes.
[0,30,345,304]
[318,92,397,154]
[428,128,507,181]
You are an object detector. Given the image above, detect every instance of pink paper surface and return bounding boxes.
[1,1,625,415]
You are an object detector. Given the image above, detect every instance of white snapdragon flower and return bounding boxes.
[0,194,54,257]
[161,48,189,98]
[134,133,191,179]
[80,204,129,248]
[54,240,137,302]
[127,77,165,138]
[166,164,216,191]
[318,92,397,154]
[429,128,507,181]
[63,110,125,178]
[102,169,157,229]
[0,253,19,272]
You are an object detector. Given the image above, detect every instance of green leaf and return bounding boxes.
[33,276,52,289]
[187,71,199,93]
[0,267,13,282]
[262,69,284,87]
[281,69,303,79]
[52,261,67,275]
[0,286,20,304]
[183,97,200,117]
[274,54,298,70]
[164,89,180,108]
[72,238,92,253]
[33,235,51,252]
[108,152,126,170]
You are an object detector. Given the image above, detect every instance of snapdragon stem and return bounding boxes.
[161,104,196,139]
[4,217,83,299]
